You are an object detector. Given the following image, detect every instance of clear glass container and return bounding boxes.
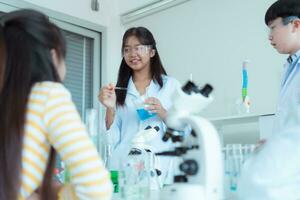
[85,108,99,151]
[119,149,151,200]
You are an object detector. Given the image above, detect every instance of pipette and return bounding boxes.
[115,86,127,90]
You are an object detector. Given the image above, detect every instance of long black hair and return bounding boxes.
[0,9,66,200]
[265,0,300,25]
[115,27,167,106]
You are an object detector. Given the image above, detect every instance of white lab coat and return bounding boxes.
[237,50,300,200]
[107,75,181,184]
[273,55,300,138]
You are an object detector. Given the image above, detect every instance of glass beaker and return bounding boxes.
[225,144,243,192]
[119,149,151,200]
[146,148,162,190]
[132,95,156,121]
[85,108,99,151]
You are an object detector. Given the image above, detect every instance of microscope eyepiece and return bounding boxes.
[182,81,198,94]
[182,81,213,97]
[199,84,213,97]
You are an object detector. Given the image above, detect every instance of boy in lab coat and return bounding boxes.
[238,0,300,199]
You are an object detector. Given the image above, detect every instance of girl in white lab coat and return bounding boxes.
[98,27,180,184]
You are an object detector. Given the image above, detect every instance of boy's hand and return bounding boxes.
[255,139,267,151]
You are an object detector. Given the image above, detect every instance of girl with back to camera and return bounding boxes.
[98,27,180,184]
[0,9,112,200]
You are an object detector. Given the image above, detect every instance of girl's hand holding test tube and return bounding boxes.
[98,83,117,109]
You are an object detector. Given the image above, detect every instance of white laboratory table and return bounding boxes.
[112,191,236,200]
[112,193,236,200]
[112,190,160,200]
[111,185,238,200]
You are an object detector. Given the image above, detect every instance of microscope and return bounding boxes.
[157,81,224,200]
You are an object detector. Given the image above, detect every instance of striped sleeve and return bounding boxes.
[20,84,52,199]
[44,83,112,200]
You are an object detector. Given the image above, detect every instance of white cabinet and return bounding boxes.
[209,114,275,145]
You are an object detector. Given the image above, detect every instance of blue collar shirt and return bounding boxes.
[273,48,300,136]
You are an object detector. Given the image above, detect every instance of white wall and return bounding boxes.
[123,0,285,118]
[24,0,109,26]
[12,0,280,144]
[23,0,123,84]
[20,0,285,120]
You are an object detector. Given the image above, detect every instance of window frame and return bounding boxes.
[0,0,108,151]
[0,0,107,113]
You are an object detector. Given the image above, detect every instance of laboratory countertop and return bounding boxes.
[112,190,160,200]
[112,190,237,200]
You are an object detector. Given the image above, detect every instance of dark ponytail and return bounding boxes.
[0,9,66,200]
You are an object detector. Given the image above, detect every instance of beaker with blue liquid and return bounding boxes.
[132,96,156,121]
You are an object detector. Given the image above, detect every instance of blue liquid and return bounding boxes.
[230,185,237,191]
[136,108,156,120]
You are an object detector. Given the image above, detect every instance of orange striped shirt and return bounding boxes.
[19,82,112,200]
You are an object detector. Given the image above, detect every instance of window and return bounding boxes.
[0,1,108,174]
[0,1,103,122]
[52,19,102,122]
[0,2,105,150]
[63,31,94,118]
